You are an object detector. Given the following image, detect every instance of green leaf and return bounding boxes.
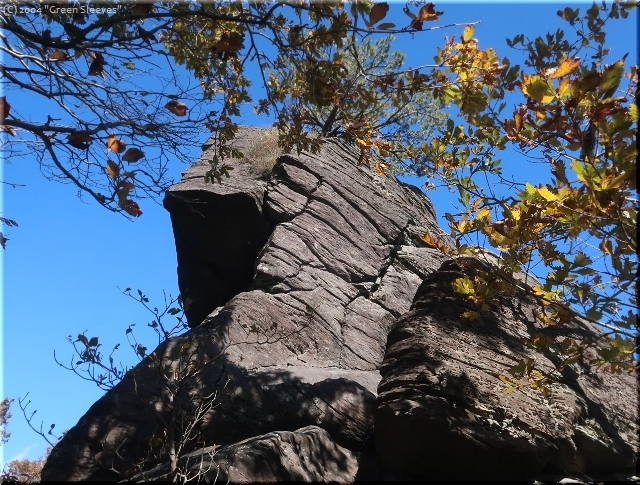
[599,59,624,97]
[629,104,639,123]
[452,277,475,296]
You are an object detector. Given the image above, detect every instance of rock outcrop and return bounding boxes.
[41,127,636,482]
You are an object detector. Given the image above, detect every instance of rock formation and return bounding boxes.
[41,127,636,482]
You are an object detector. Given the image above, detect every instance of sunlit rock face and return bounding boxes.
[41,127,636,482]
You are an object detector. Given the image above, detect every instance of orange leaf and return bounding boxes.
[122,148,145,162]
[374,162,388,175]
[67,131,94,149]
[0,125,16,136]
[0,96,10,120]
[106,134,126,153]
[49,50,70,61]
[106,160,120,179]
[549,57,581,79]
[165,100,188,116]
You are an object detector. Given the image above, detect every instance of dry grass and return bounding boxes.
[243,128,282,179]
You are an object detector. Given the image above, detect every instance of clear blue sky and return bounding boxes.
[1,1,637,466]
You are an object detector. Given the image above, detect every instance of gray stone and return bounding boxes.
[375,258,637,481]
[131,426,358,483]
[42,127,448,481]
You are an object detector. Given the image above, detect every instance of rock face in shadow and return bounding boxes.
[41,127,636,482]
[375,258,637,481]
[131,426,359,483]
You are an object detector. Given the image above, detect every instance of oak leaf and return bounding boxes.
[120,199,142,217]
[87,52,106,77]
[0,96,10,120]
[165,100,188,116]
[549,57,581,79]
[0,125,16,136]
[212,32,244,56]
[106,160,120,179]
[67,131,94,149]
[122,148,145,162]
[49,50,70,61]
[417,3,443,22]
[366,2,389,27]
[106,134,126,153]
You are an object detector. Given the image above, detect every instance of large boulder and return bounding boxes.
[41,127,450,481]
[375,258,637,480]
[131,426,358,483]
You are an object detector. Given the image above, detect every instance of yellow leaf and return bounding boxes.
[106,160,119,179]
[452,277,475,296]
[549,57,581,79]
[537,186,558,201]
[462,25,474,43]
[557,78,574,98]
[498,374,514,385]
[475,207,491,221]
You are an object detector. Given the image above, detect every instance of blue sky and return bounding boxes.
[1,1,637,466]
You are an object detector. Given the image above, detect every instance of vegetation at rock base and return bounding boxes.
[2,0,637,477]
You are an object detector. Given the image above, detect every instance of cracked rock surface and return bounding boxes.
[41,127,449,481]
[375,258,637,481]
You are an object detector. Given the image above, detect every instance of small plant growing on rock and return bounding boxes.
[242,128,282,180]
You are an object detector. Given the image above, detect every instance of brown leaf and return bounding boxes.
[120,199,142,217]
[417,3,444,21]
[165,100,188,116]
[106,160,120,179]
[122,148,145,163]
[117,180,135,202]
[0,96,10,120]
[0,125,16,136]
[49,50,70,61]
[367,2,389,27]
[88,52,106,77]
[408,2,443,29]
[67,131,94,149]
[106,134,126,153]
[74,49,83,59]
[212,32,244,55]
